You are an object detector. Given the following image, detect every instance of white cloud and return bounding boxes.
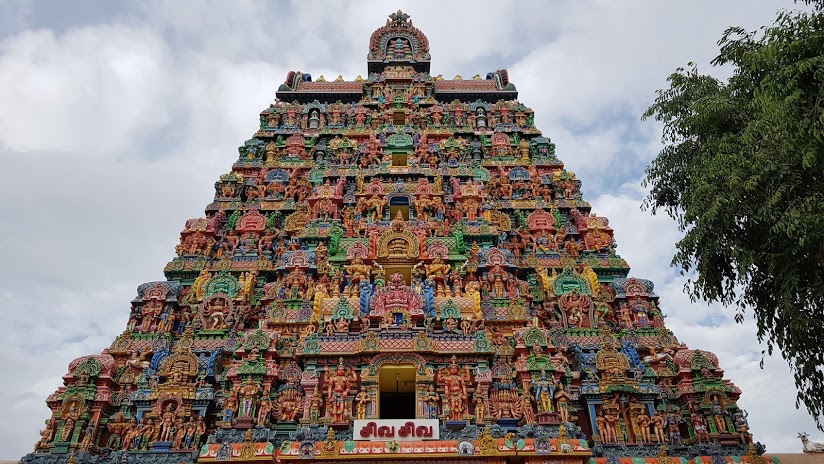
[511,0,806,192]
[0,26,175,155]
[591,181,684,283]
[0,20,278,458]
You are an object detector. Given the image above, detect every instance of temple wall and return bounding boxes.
[773,454,824,464]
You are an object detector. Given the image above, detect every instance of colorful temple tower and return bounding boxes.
[24,11,774,464]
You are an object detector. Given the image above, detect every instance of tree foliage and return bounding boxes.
[643,6,824,425]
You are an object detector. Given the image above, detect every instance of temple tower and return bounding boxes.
[23,11,769,464]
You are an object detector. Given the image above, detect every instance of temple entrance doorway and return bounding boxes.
[378,364,416,419]
[389,196,410,220]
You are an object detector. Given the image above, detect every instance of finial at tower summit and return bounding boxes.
[368,10,430,74]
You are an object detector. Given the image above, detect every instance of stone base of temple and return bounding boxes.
[19,434,782,464]
[21,451,202,464]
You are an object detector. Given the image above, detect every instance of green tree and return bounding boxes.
[643,5,824,425]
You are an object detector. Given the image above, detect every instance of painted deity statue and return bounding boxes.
[354,386,371,420]
[419,257,451,297]
[273,381,305,422]
[534,369,555,413]
[223,393,238,425]
[239,378,260,418]
[159,404,177,441]
[325,358,358,423]
[554,383,572,423]
[344,256,372,297]
[437,356,471,421]
[636,411,652,443]
[711,396,728,433]
[465,280,481,319]
[424,385,441,419]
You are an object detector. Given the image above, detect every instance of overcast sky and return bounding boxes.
[0,0,818,459]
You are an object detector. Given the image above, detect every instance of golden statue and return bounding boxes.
[416,257,451,297]
[354,386,370,420]
[193,270,211,302]
[517,138,531,161]
[535,266,553,298]
[477,426,498,455]
[344,256,372,297]
[582,264,599,298]
[312,281,329,322]
[465,280,482,319]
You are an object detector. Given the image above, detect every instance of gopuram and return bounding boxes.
[23,11,777,464]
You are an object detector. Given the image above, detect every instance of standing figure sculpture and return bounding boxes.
[325,358,358,423]
[344,257,373,298]
[596,410,610,444]
[711,396,728,433]
[424,385,441,419]
[666,410,683,445]
[651,410,666,443]
[636,410,652,443]
[61,404,81,442]
[465,280,481,319]
[437,356,470,421]
[171,418,185,450]
[239,378,260,418]
[417,257,451,298]
[159,404,176,441]
[521,390,535,424]
[554,383,572,423]
[473,390,486,424]
[257,397,272,426]
[603,409,619,444]
[223,392,238,426]
[691,411,710,444]
[534,369,555,413]
[355,386,371,420]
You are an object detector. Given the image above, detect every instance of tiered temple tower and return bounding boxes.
[24,11,773,464]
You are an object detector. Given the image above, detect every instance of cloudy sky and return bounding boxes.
[0,0,818,458]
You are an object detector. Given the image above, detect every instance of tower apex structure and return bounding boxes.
[367,9,431,74]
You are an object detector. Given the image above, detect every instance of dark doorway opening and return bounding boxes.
[379,364,416,419]
[379,392,416,419]
[389,196,410,220]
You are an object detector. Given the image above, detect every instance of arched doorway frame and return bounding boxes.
[359,353,434,419]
